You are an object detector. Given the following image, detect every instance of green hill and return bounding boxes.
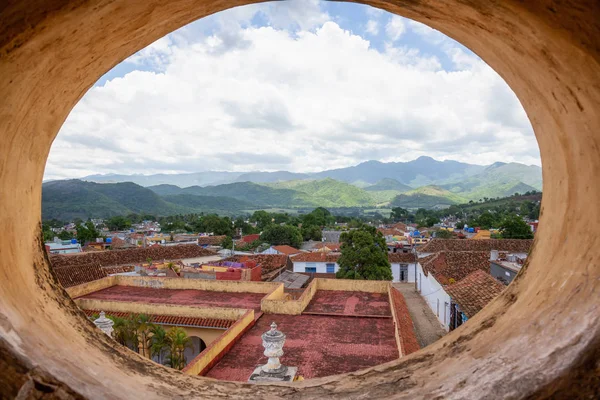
[364,178,412,192]
[177,182,314,208]
[277,178,375,207]
[42,180,185,220]
[390,185,467,209]
[162,194,254,210]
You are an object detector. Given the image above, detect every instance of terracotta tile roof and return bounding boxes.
[241,234,261,243]
[197,235,226,246]
[53,265,107,288]
[391,222,408,231]
[388,253,416,263]
[272,245,301,255]
[222,254,289,276]
[82,309,235,329]
[444,270,505,318]
[291,252,341,263]
[390,287,420,356]
[421,251,491,285]
[49,244,216,269]
[417,239,533,254]
[378,228,402,237]
[313,242,342,252]
[101,265,135,275]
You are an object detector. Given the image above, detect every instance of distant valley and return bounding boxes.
[43,157,542,220]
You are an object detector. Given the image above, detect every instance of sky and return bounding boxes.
[45,0,540,180]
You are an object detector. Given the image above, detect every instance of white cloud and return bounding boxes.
[385,16,406,42]
[46,7,538,180]
[365,20,379,35]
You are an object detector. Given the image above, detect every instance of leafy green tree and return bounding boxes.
[250,210,272,230]
[301,224,322,241]
[165,327,193,370]
[476,211,497,229]
[195,214,233,236]
[76,221,100,244]
[436,229,453,239]
[336,225,392,280]
[234,217,255,235]
[106,215,132,231]
[498,215,534,239]
[57,230,74,240]
[42,223,55,242]
[221,236,233,250]
[302,207,334,227]
[391,207,409,221]
[260,225,303,248]
[150,325,168,365]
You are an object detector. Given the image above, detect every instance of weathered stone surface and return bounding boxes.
[0,0,599,398]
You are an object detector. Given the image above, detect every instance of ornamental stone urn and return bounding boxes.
[93,311,115,338]
[248,322,297,382]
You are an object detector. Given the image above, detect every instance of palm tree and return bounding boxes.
[165,327,193,370]
[150,325,168,365]
[137,314,155,358]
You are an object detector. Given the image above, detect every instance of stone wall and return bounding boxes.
[181,310,255,376]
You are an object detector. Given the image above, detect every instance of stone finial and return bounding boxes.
[93,311,114,337]
[249,321,297,382]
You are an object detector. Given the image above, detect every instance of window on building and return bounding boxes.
[305,263,317,273]
[326,263,335,273]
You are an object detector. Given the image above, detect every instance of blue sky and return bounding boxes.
[47,0,539,180]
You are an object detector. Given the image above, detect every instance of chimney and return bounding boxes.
[490,250,499,261]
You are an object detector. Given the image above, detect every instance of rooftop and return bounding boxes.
[272,270,310,289]
[81,309,234,329]
[197,235,226,246]
[204,314,398,381]
[49,244,217,269]
[303,290,391,317]
[444,270,505,318]
[291,252,341,263]
[272,245,301,255]
[388,253,416,263]
[417,239,533,254]
[421,251,491,285]
[77,285,265,311]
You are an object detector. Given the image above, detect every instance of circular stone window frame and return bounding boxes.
[0,1,599,399]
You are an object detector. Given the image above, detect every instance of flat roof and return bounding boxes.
[204,314,398,381]
[303,290,391,317]
[78,286,265,311]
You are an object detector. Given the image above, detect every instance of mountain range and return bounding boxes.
[43,157,542,220]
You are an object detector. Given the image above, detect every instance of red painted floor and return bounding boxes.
[79,285,265,311]
[204,314,398,381]
[303,290,391,316]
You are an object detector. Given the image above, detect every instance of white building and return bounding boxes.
[44,237,82,254]
[388,253,418,283]
[415,251,491,331]
[291,253,340,274]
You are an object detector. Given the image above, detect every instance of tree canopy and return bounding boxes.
[498,215,534,239]
[336,225,392,280]
[260,224,302,248]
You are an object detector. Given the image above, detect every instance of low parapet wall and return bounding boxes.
[74,298,247,321]
[317,278,390,293]
[66,276,117,298]
[182,309,255,376]
[389,287,420,357]
[115,275,280,294]
[261,279,318,315]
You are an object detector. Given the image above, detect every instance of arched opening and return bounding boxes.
[1,1,599,399]
[184,336,207,364]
